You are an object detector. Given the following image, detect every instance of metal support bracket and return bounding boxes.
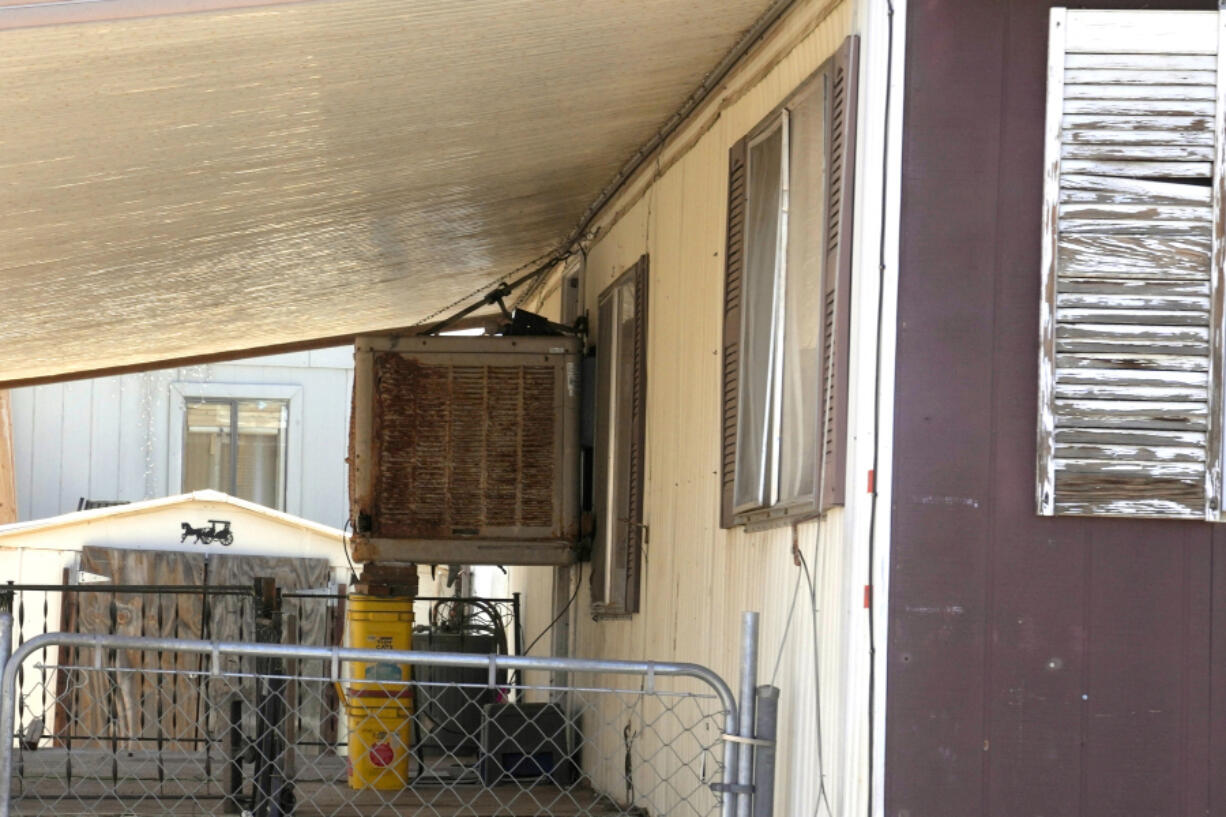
[720,733,775,747]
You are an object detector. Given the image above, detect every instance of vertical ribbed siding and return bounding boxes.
[508,3,865,816]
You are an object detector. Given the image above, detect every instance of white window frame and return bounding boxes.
[735,110,792,517]
[168,382,303,515]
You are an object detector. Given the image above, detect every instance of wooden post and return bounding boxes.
[320,584,345,753]
[283,611,298,783]
[52,568,76,747]
[0,390,16,524]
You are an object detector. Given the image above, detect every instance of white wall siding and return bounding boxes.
[510,1,882,814]
[9,351,353,527]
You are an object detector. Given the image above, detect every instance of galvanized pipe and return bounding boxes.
[0,631,739,817]
[736,611,759,817]
[752,685,779,817]
[0,612,11,817]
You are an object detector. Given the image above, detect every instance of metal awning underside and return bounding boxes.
[0,0,774,384]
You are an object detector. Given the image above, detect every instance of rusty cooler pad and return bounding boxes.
[349,335,581,566]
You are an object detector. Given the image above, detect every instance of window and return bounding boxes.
[183,399,288,509]
[169,382,303,514]
[721,36,859,528]
[592,255,648,615]
[1036,9,1223,519]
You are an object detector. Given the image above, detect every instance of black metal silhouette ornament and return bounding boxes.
[180,519,234,546]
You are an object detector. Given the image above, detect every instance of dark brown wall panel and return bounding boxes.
[890,1,1221,816]
[889,0,1004,812]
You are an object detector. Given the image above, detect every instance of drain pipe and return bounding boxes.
[753,685,779,817]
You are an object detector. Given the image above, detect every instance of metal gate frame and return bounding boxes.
[0,610,777,817]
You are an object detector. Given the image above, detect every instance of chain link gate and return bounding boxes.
[0,611,777,817]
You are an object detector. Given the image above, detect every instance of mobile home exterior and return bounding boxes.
[7,0,1226,814]
[507,2,897,814]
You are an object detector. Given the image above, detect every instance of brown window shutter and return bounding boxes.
[819,35,859,511]
[624,254,648,612]
[721,136,749,529]
[592,255,648,615]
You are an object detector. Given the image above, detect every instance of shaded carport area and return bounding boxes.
[0,0,780,387]
[0,5,781,816]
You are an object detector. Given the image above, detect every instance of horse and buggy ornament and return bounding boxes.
[179,519,234,546]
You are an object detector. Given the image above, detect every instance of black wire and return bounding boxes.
[522,570,581,656]
[341,518,359,585]
[421,248,577,336]
[866,2,895,815]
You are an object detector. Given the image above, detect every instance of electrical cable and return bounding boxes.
[418,248,577,336]
[341,518,359,585]
[866,2,896,815]
[522,569,581,656]
[798,545,833,817]
[769,558,805,686]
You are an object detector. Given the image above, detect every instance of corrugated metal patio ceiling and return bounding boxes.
[0,0,776,385]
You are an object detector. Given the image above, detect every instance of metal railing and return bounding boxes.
[0,612,774,817]
[1,580,523,756]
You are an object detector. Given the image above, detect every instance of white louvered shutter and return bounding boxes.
[1037,9,1225,519]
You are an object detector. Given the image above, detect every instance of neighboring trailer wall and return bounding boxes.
[891,0,1225,815]
[512,1,889,814]
[8,348,353,527]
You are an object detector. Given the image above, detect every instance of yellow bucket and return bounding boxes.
[347,594,414,691]
[343,692,414,790]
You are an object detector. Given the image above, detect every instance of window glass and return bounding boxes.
[779,83,826,505]
[235,401,287,510]
[184,401,232,495]
[594,269,642,613]
[735,120,786,512]
[183,399,287,510]
[595,291,619,602]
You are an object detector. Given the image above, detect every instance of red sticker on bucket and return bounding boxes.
[369,742,394,768]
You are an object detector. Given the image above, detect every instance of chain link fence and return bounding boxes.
[1,626,753,817]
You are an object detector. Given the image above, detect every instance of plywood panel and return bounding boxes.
[9,389,34,520]
[0,391,15,523]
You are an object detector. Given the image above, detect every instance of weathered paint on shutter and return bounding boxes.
[1037,9,1223,519]
[624,254,648,613]
[819,35,859,512]
[721,137,748,529]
